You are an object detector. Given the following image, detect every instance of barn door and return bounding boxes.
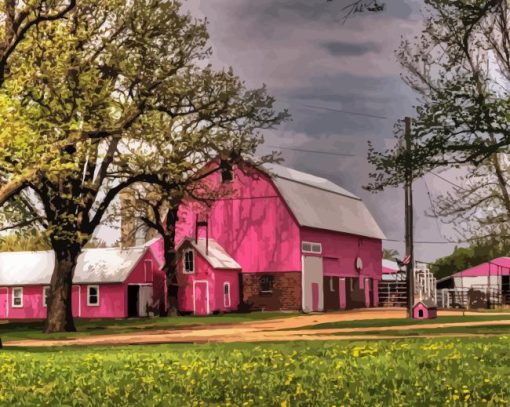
[302,256,323,313]
[72,286,81,318]
[0,288,7,318]
[339,278,346,309]
[311,283,319,312]
[193,281,209,316]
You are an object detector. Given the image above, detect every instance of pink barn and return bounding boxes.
[0,245,166,319]
[175,162,385,314]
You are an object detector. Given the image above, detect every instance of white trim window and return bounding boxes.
[87,285,100,306]
[12,287,23,308]
[301,241,322,254]
[223,282,231,308]
[183,249,195,274]
[43,286,50,307]
[329,278,335,292]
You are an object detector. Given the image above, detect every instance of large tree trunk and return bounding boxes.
[164,206,179,316]
[44,246,80,333]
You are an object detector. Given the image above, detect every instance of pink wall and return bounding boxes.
[212,270,240,312]
[0,284,126,319]
[176,166,302,274]
[301,227,382,280]
[177,247,213,313]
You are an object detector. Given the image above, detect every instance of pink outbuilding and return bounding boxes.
[0,245,166,319]
[174,162,386,314]
[437,257,510,308]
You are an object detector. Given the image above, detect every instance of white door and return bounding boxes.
[302,256,324,312]
[138,286,153,316]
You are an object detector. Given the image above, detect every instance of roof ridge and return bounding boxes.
[274,175,362,201]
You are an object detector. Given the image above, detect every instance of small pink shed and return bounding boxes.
[0,245,166,320]
[176,237,240,315]
[412,300,437,320]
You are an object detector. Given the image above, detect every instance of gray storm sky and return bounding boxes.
[183,0,464,263]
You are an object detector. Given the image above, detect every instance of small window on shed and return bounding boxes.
[260,275,274,293]
[12,287,23,308]
[184,249,195,273]
[43,286,50,307]
[301,241,322,254]
[87,285,99,306]
[221,168,234,183]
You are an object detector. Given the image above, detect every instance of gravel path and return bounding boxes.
[4,308,510,347]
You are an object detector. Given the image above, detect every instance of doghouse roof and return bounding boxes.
[0,246,148,286]
[262,163,386,240]
[179,238,241,270]
[414,299,437,309]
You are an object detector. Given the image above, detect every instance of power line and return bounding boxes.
[423,175,447,241]
[266,144,356,157]
[383,238,468,244]
[301,103,388,120]
[429,171,467,191]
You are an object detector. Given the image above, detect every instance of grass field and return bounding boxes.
[332,324,510,337]
[289,314,510,331]
[0,312,293,342]
[1,338,510,405]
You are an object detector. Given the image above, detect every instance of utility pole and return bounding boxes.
[404,116,415,318]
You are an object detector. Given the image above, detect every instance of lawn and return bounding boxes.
[332,324,510,337]
[0,312,293,342]
[288,314,510,331]
[1,338,510,405]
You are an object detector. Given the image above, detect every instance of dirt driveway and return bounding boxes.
[5,308,510,347]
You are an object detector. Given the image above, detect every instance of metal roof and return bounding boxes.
[0,246,147,286]
[382,259,400,273]
[262,163,385,240]
[263,163,360,200]
[448,257,510,279]
[179,238,241,270]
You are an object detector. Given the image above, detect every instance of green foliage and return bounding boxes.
[383,248,400,260]
[1,338,510,405]
[0,230,50,252]
[367,1,510,190]
[431,237,510,280]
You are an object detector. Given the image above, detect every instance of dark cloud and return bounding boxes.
[321,40,380,56]
[179,0,454,262]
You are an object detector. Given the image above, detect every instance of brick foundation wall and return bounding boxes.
[241,272,301,311]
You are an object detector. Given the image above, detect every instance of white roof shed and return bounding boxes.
[0,246,147,286]
[178,238,241,270]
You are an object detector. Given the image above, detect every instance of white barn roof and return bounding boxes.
[262,163,385,240]
[0,246,147,286]
[179,238,241,270]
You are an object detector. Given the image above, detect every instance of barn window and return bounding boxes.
[43,286,50,307]
[329,278,335,292]
[223,282,231,308]
[260,275,274,293]
[301,241,322,254]
[12,287,23,308]
[221,168,234,183]
[87,285,100,306]
[184,250,195,273]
